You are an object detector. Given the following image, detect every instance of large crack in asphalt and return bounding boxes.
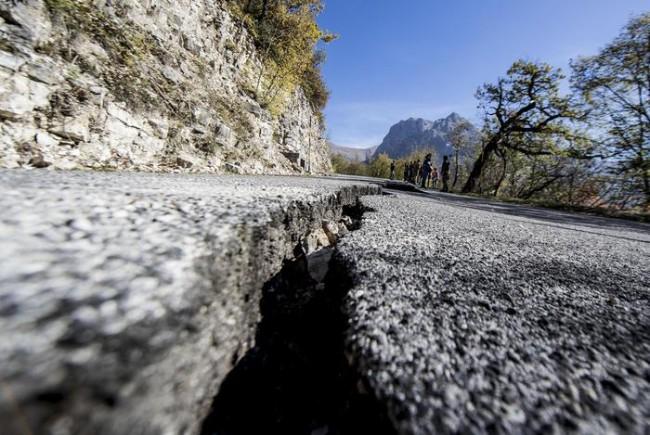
[200,202,395,435]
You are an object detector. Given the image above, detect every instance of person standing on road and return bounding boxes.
[390,160,396,180]
[415,160,421,185]
[441,156,450,192]
[421,154,433,189]
[431,167,439,189]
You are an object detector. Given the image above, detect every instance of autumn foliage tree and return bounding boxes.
[229,0,335,114]
[572,13,650,207]
[368,153,392,179]
[448,121,477,188]
[462,61,587,194]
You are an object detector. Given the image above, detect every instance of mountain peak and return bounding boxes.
[402,117,426,124]
[374,113,478,160]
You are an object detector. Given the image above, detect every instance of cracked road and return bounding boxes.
[0,170,648,434]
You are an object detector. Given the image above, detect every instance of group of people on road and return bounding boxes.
[390,155,450,192]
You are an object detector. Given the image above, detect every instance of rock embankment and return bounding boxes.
[0,170,378,435]
[0,1,330,174]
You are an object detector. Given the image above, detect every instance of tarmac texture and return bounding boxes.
[339,192,650,434]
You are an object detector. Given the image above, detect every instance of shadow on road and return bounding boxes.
[394,190,650,243]
[318,174,649,242]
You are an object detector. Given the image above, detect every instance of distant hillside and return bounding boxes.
[329,143,378,163]
[373,113,478,161]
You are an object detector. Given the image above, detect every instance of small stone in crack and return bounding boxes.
[302,228,331,254]
[340,216,353,228]
[322,220,339,245]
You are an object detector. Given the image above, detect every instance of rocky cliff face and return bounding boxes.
[374,113,477,160]
[0,0,331,174]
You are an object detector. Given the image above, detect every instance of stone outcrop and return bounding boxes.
[0,0,331,174]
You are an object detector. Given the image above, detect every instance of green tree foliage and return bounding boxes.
[368,153,392,178]
[392,149,440,184]
[465,129,606,206]
[330,153,350,174]
[331,152,400,179]
[463,61,587,194]
[228,0,335,115]
[448,121,478,188]
[330,154,369,176]
[571,13,650,207]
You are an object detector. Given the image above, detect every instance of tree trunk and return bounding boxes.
[643,169,650,209]
[568,171,576,206]
[493,153,507,196]
[452,150,459,188]
[462,136,499,193]
[637,89,649,209]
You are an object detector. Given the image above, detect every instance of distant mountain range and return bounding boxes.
[329,143,378,163]
[330,113,478,163]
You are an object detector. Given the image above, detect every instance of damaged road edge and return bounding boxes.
[0,182,384,435]
[200,198,396,435]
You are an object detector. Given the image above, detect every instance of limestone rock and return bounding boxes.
[306,247,334,283]
[0,73,50,120]
[0,0,331,174]
[28,153,50,168]
[35,132,59,147]
[323,220,340,244]
[340,216,354,229]
[0,51,25,72]
[0,0,52,44]
[49,115,90,143]
[176,154,197,168]
[302,228,332,254]
[147,117,169,140]
[24,60,62,85]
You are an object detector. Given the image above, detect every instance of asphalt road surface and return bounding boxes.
[1,170,648,434]
[339,189,650,434]
[0,170,379,434]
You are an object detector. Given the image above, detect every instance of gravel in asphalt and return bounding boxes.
[339,191,650,435]
[0,169,379,434]
[2,169,649,435]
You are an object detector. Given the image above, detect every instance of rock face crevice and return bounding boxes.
[0,0,331,173]
[200,202,396,435]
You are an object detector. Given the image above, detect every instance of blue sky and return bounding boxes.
[318,0,649,148]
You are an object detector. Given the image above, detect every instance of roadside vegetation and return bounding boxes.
[332,149,441,180]
[227,0,335,119]
[334,13,650,217]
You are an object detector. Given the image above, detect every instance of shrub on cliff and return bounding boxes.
[228,0,335,115]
